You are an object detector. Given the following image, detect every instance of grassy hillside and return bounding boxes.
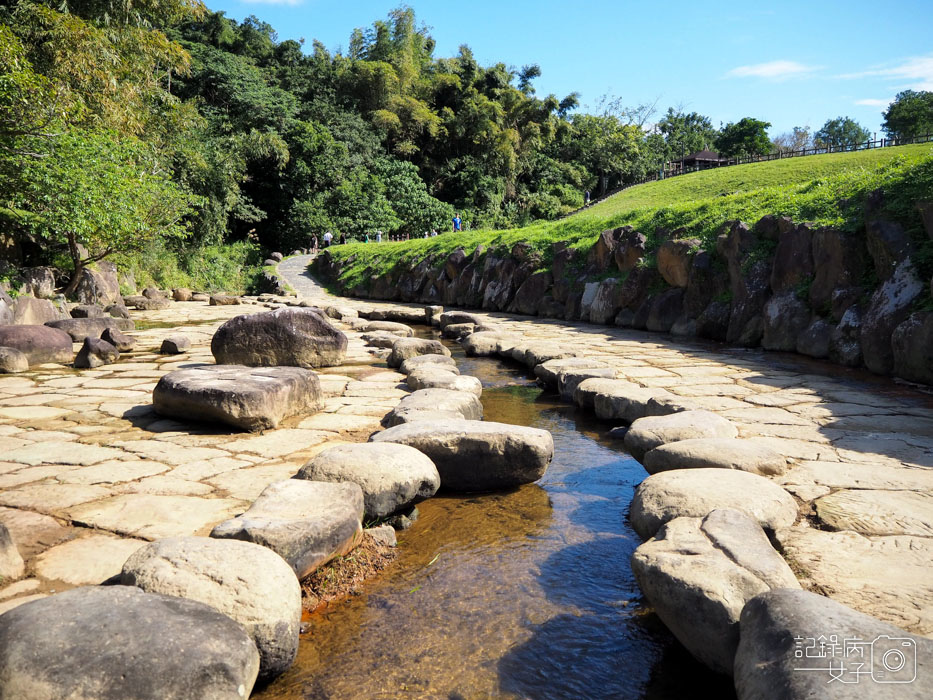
[318,144,933,291]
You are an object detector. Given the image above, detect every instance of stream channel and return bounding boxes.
[259,329,734,699]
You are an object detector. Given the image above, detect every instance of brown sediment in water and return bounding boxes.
[300,533,398,614]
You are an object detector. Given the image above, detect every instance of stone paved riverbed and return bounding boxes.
[1,253,931,643]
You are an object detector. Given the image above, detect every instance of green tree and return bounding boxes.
[10,128,198,294]
[715,117,773,158]
[814,117,870,148]
[657,108,717,160]
[882,90,933,140]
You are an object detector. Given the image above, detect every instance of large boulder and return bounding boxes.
[892,312,933,385]
[735,589,933,699]
[513,271,552,315]
[646,288,685,333]
[101,326,136,352]
[0,325,72,366]
[632,509,800,675]
[212,308,347,368]
[382,388,482,427]
[372,419,553,492]
[121,536,300,681]
[12,296,66,325]
[809,228,868,313]
[70,304,105,318]
[795,317,833,358]
[0,585,260,700]
[0,346,27,373]
[657,238,699,288]
[684,251,729,319]
[829,305,863,367]
[72,261,121,306]
[17,267,56,298]
[624,410,738,462]
[297,443,440,519]
[45,317,134,342]
[762,292,811,352]
[860,259,925,374]
[629,468,798,540]
[588,278,623,324]
[154,365,322,431]
[613,227,647,273]
[717,221,773,345]
[643,438,787,476]
[387,337,450,368]
[769,223,813,294]
[211,479,363,579]
[557,366,617,401]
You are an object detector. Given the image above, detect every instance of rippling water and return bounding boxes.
[257,337,734,699]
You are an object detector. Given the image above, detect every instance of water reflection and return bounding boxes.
[257,340,733,699]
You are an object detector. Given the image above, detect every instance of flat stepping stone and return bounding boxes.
[461,331,519,357]
[209,294,241,305]
[815,489,933,536]
[399,354,458,374]
[45,317,134,341]
[438,311,483,328]
[357,320,413,336]
[736,589,933,699]
[33,533,144,586]
[363,306,426,324]
[372,418,553,492]
[624,410,738,462]
[534,357,609,387]
[297,443,440,519]
[212,308,347,368]
[557,367,618,401]
[387,337,450,368]
[0,586,260,699]
[588,378,670,423]
[360,331,398,348]
[643,438,787,476]
[406,368,482,396]
[630,468,798,540]
[324,305,358,320]
[121,536,301,681]
[153,365,323,431]
[383,388,482,427]
[210,479,363,579]
[521,343,580,368]
[633,509,799,675]
[441,322,474,339]
[573,377,635,410]
[0,325,72,366]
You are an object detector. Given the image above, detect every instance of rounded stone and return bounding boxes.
[0,324,72,366]
[383,388,482,427]
[372,418,554,492]
[0,347,28,374]
[624,410,738,462]
[0,585,260,699]
[387,337,450,368]
[643,438,787,476]
[399,354,458,375]
[121,536,300,681]
[630,468,798,540]
[297,443,440,519]
[406,368,482,396]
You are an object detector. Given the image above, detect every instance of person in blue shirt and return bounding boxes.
[452,213,462,232]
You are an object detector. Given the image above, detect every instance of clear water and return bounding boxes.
[256,338,734,699]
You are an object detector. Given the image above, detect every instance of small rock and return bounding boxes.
[101,326,136,352]
[365,524,397,547]
[172,288,192,302]
[211,479,363,579]
[0,522,25,580]
[142,286,164,299]
[74,337,120,369]
[297,443,440,519]
[384,506,419,530]
[209,295,241,306]
[105,303,131,319]
[0,347,28,374]
[624,410,738,462]
[160,335,190,354]
[134,297,172,310]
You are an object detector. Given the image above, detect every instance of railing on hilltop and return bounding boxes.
[561,132,933,219]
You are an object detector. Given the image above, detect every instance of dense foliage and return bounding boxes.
[2,2,931,293]
[883,90,933,140]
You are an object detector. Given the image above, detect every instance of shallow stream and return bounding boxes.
[258,336,734,699]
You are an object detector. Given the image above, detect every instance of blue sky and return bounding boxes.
[207,0,933,137]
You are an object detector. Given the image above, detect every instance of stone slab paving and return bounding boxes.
[277,255,933,638]
[0,284,412,611]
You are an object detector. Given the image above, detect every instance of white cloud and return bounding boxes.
[840,54,933,91]
[726,60,819,81]
[854,98,893,107]
[240,0,304,6]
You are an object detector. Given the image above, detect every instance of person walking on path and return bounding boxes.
[452,213,462,232]
[584,190,591,207]
[311,235,318,254]
[322,231,333,248]
[376,230,382,243]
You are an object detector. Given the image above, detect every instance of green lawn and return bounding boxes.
[319,144,933,290]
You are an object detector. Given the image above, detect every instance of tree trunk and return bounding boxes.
[63,232,84,299]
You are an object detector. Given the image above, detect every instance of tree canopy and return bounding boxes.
[814,117,870,147]
[883,90,933,140]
